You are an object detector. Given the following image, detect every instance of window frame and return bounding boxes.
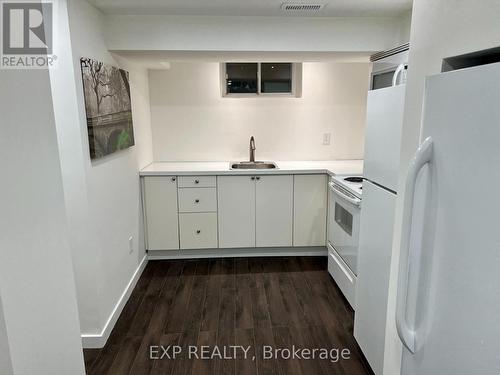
[220,62,302,98]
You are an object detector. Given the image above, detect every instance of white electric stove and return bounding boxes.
[327,175,363,309]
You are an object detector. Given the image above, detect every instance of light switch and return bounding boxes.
[323,132,331,145]
[129,236,134,254]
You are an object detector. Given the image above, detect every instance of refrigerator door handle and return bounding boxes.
[396,136,433,354]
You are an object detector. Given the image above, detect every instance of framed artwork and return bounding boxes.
[80,57,134,159]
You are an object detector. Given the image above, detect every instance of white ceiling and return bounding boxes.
[89,0,412,17]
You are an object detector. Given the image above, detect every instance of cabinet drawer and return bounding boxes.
[178,188,217,212]
[179,213,218,249]
[328,244,356,309]
[178,176,216,188]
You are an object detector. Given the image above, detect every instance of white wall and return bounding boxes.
[52,0,103,334]
[149,62,370,161]
[396,10,412,45]
[384,1,500,374]
[52,0,153,340]
[0,67,85,374]
[105,14,407,53]
[0,294,13,375]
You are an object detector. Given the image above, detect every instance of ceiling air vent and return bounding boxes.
[281,2,326,12]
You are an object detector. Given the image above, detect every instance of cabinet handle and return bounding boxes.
[251,177,255,180]
[256,176,261,180]
[196,230,201,234]
[195,199,200,203]
[194,179,200,184]
[171,177,176,182]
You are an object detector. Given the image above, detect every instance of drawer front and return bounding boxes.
[178,188,217,212]
[327,244,356,309]
[178,176,216,188]
[179,213,218,249]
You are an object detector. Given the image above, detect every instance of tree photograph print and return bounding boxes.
[80,58,135,159]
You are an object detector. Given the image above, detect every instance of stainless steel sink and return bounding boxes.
[230,161,278,170]
[231,137,278,169]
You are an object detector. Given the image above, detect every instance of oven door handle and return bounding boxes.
[329,182,361,207]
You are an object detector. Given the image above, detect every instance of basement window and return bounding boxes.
[261,63,292,93]
[221,62,302,97]
[225,63,258,94]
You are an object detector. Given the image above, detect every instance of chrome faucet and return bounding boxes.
[249,136,256,162]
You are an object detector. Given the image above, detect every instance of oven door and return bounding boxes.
[328,182,361,275]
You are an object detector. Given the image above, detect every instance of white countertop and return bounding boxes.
[140,160,363,176]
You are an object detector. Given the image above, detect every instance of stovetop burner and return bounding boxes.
[344,177,363,183]
[332,175,363,198]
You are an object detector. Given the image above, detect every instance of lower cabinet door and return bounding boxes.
[179,212,218,249]
[293,174,327,246]
[218,176,256,248]
[143,176,179,250]
[255,175,293,247]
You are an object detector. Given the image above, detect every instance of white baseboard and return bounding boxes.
[147,246,327,260]
[81,254,148,349]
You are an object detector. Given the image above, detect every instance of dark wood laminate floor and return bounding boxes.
[84,257,373,375]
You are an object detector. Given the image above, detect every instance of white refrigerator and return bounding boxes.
[354,84,406,375]
[396,62,500,374]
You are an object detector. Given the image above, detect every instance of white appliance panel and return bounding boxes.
[354,180,397,375]
[363,85,406,191]
[399,62,500,375]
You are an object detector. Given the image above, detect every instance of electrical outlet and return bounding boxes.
[128,236,134,254]
[322,132,331,145]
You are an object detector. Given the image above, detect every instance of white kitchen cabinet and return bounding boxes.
[143,176,179,251]
[218,175,293,248]
[293,174,327,247]
[178,187,217,213]
[255,175,293,247]
[144,173,328,253]
[179,212,218,249]
[178,176,216,188]
[217,176,256,248]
